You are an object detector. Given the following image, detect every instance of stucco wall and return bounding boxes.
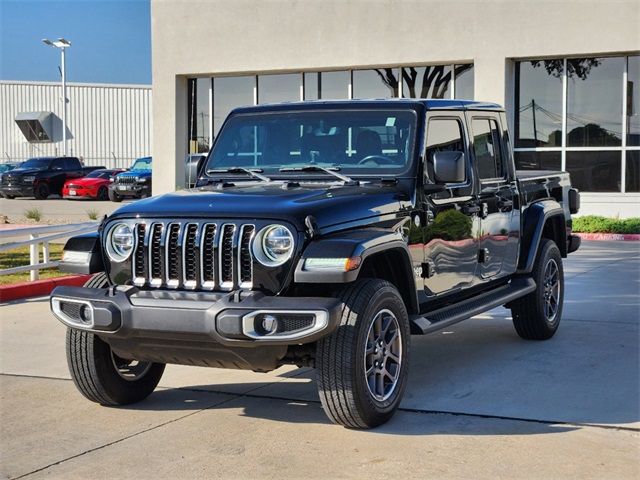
[151,0,640,194]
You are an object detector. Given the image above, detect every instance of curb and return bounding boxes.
[575,233,640,241]
[0,274,92,303]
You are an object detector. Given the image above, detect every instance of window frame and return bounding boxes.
[423,112,472,189]
[470,115,509,184]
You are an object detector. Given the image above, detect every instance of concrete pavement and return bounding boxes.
[1,241,638,479]
[0,196,128,224]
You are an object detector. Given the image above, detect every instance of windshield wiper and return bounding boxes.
[206,167,272,183]
[278,165,356,185]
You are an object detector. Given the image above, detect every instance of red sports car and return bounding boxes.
[62,169,125,200]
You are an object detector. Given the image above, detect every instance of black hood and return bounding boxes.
[5,168,41,176]
[111,181,414,232]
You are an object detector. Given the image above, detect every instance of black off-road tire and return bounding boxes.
[510,239,564,340]
[34,183,50,200]
[66,273,165,405]
[108,189,122,202]
[316,278,410,429]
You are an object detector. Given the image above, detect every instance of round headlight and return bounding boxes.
[106,223,134,262]
[253,224,294,266]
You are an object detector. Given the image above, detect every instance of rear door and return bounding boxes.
[420,112,480,297]
[469,113,518,280]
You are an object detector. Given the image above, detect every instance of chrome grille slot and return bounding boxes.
[200,224,217,289]
[133,223,147,286]
[182,223,199,289]
[239,225,255,288]
[219,224,236,290]
[149,223,164,287]
[165,223,181,288]
[125,219,258,292]
[116,176,137,185]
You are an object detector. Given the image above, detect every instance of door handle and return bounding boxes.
[461,203,480,215]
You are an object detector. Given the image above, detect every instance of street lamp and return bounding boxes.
[42,38,71,156]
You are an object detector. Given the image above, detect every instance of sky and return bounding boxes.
[0,0,151,85]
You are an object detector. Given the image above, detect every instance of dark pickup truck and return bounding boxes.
[50,100,580,429]
[0,156,104,199]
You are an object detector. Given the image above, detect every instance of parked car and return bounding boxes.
[62,169,125,201]
[0,156,104,199]
[185,153,206,188]
[51,100,581,429]
[0,162,21,175]
[108,156,152,202]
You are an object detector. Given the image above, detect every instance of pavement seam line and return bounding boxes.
[11,392,243,480]
[565,254,640,279]
[3,371,638,434]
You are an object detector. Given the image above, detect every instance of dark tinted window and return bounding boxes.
[454,64,474,99]
[628,56,640,146]
[567,57,623,147]
[515,61,563,148]
[213,76,254,136]
[425,118,465,181]
[51,159,65,170]
[352,68,399,98]
[626,151,640,192]
[566,151,621,192]
[514,151,562,171]
[472,118,504,179]
[63,158,79,170]
[304,71,350,100]
[402,66,451,99]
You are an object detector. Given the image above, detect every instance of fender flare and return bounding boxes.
[58,232,105,275]
[518,200,567,274]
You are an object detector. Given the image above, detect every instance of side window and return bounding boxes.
[51,159,64,170]
[472,118,504,180]
[63,158,78,170]
[425,118,465,182]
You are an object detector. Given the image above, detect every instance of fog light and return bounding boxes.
[261,314,279,335]
[79,305,93,324]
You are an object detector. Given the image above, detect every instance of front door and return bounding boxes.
[469,114,517,280]
[421,113,480,297]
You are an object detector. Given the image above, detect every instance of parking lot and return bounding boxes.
[1,240,638,479]
[0,196,127,224]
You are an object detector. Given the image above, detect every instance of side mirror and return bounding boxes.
[433,151,466,184]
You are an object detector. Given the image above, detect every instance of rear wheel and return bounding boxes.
[510,239,564,340]
[108,189,122,202]
[97,186,108,201]
[66,272,165,405]
[34,183,50,200]
[316,278,410,428]
[2,193,15,199]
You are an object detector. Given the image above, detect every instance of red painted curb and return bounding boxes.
[0,274,92,303]
[575,233,640,241]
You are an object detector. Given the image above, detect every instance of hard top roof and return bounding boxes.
[230,98,504,114]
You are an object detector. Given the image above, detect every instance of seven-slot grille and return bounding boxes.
[116,176,138,185]
[130,220,255,291]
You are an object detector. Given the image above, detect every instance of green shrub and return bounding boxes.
[24,207,42,222]
[573,216,640,234]
[86,208,99,220]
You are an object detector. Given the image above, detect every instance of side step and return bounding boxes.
[410,277,536,335]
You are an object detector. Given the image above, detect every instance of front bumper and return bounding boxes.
[63,187,97,199]
[1,184,34,197]
[50,286,342,371]
[109,183,149,197]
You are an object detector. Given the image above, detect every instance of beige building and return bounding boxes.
[151,0,640,217]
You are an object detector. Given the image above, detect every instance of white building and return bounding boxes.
[150,0,639,217]
[0,80,152,169]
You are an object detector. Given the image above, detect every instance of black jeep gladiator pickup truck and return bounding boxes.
[50,100,580,428]
[0,156,104,199]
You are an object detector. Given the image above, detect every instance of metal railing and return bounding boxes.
[0,222,99,281]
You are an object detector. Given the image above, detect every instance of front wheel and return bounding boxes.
[108,189,122,202]
[66,273,165,405]
[316,278,410,428]
[510,239,564,340]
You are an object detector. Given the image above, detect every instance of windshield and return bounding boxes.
[131,157,152,171]
[86,170,111,179]
[20,158,52,170]
[205,109,417,178]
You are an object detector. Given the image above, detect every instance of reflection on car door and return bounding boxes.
[469,114,518,280]
[420,113,480,298]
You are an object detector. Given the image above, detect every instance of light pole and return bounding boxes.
[42,38,71,156]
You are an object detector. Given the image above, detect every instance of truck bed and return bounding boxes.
[516,170,572,211]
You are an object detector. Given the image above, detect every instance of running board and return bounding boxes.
[410,277,536,335]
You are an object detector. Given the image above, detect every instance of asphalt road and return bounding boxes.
[1,241,638,479]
